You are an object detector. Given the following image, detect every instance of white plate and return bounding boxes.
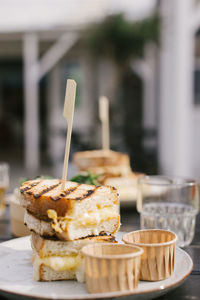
[0,233,193,300]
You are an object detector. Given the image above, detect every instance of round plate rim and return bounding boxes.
[0,235,193,300]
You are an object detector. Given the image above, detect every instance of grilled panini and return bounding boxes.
[102,172,144,201]
[31,232,117,282]
[20,179,120,241]
[73,149,146,203]
[73,149,131,177]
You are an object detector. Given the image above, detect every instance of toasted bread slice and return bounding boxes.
[31,231,116,258]
[20,179,120,240]
[103,172,144,201]
[73,149,130,167]
[20,179,118,218]
[81,165,131,177]
[24,210,55,237]
[20,179,120,241]
[31,232,116,282]
[33,262,78,281]
[24,210,120,241]
[73,149,131,176]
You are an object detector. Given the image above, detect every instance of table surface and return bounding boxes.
[0,205,200,299]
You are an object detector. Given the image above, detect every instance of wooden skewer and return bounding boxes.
[99,96,110,150]
[61,79,77,190]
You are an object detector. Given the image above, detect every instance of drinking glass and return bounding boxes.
[0,163,9,216]
[137,176,199,247]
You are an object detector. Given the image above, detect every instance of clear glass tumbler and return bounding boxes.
[0,163,9,216]
[137,176,199,247]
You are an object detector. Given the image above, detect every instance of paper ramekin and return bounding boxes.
[81,243,143,293]
[122,229,177,281]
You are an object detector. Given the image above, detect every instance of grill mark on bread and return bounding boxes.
[20,179,119,222]
[33,183,61,198]
[20,180,102,201]
[75,188,96,201]
[78,231,117,242]
[31,231,117,242]
[20,181,41,193]
[50,184,96,201]
[50,185,80,201]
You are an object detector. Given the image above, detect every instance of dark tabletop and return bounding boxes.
[0,205,200,299]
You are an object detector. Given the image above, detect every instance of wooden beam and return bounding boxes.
[38,32,79,80]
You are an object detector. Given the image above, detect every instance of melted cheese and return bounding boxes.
[76,208,118,226]
[34,254,82,272]
[47,209,63,233]
[47,207,118,233]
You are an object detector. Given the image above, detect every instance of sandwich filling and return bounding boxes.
[47,206,119,234]
[33,252,82,272]
[32,251,84,282]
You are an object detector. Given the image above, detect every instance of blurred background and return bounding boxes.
[0,0,200,191]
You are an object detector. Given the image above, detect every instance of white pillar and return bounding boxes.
[74,54,94,133]
[98,58,118,101]
[23,33,39,175]
[47,65,63,165]
[131,44,157,151]
[143,44,157,131]
[159,0,194,176]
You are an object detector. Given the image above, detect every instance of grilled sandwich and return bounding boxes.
[31,232,117,282]
[73,149,131,177]
[20,179,120,241]
[102,172,144,201]
[73,149,145,202]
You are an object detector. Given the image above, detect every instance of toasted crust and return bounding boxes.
[32,232,117,282]
[35,263,77,281]
[24,210,55,237]
[20,179,118,218]
[102,172,144,187]
[102,172,144,201]
[24,210,120,241]
[73,149,130,168]
[31,231,117,257]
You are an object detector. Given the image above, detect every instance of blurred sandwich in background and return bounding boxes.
[73,149,131,177]
[73,149,144,204]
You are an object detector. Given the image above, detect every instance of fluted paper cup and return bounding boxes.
[81,243,143,293]
[122,229,177,281]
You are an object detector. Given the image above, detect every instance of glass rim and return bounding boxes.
[138,175,197,187]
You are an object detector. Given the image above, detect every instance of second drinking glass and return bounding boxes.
[137,176,199,247]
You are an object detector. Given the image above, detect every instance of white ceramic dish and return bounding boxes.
[0,233,193,300]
